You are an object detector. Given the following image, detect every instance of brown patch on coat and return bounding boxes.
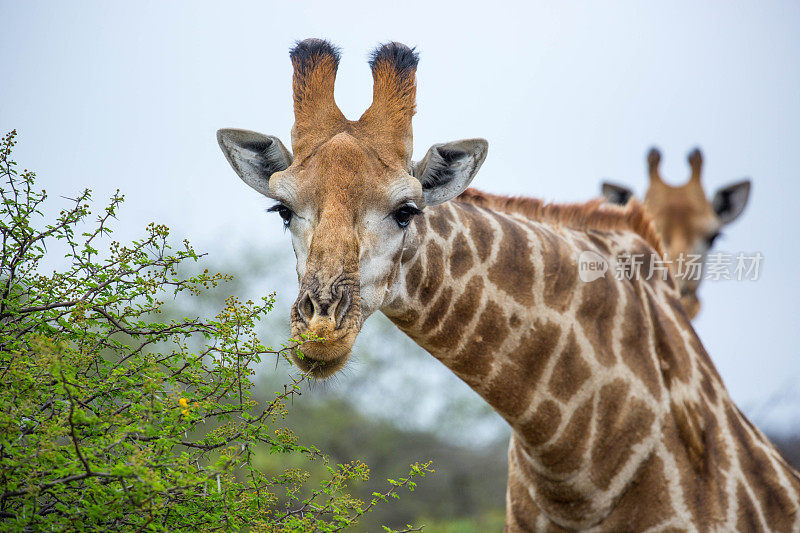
[427,207,453,238]
[519,399,562,447]
[586,231,612,255]
[590,379,655,490]
[404,259,423,299]
[493,320,562,420]
[531,479,595,527]
[420,287,453,335]
[619,286,663,399]
[509,320,562,388]
[427,276,484,352]
[540,230,578,312]
[449,232,474,278]
[727,406,796,531]
[484,372,530,420]
[487,211,535,306]
[576,274,618,367]
[547,330,590,402]
[512,441,596,526]
[417,241,444,306]
[455,202,495,262]
[602,454,677,531]
[638,248,670,290]
[390,309,419,331]
[683,319,727,401]
[452,300,509,381]
[646,290,706,468]
[736,483,763,532]
[674,413,729,525]
[698,362,718,404]
[671,398,706,471]
[506,452,548,532]
[412,212,428,239]
[668,292,693,322]
[539,397,593,475]
[457,188,664,258]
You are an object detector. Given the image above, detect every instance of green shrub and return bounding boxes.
[0,130,431,532]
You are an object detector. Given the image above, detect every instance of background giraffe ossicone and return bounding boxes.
[601,147,751,318]
[218,39,800,531]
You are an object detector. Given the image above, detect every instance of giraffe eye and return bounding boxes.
[392,204,422,229]
[267,203,293,229]
[706,231,722,247]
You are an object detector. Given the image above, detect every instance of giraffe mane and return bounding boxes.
[456,188,665,258]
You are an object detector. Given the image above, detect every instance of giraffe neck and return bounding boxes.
[382,199,670,526]
[380,199,800,530]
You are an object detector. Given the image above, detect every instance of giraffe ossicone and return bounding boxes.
[218,39,799,531]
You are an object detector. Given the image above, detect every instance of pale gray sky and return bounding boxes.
[3,1,799,432]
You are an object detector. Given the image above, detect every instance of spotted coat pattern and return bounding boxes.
[383,199,800,532]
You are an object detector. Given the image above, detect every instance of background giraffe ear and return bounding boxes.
[601,182,635,205]
[712,179,751,225]
[412,139,488,206]
[217,129,293,197]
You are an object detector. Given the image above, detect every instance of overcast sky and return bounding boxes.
[3,1,799,432]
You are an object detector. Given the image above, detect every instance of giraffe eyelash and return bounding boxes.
[267,203,294,229]
[392,204,422,229]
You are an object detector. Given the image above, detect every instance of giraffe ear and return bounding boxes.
[601,182,634,205]
[712,179,751,225]
[412,139,488,206]
[217,129,293,197]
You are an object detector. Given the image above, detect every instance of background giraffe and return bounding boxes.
[601,148,751,318]
[217,39,800,530]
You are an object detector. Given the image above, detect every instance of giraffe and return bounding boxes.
[217,39,800,531]
[601,148,751,318]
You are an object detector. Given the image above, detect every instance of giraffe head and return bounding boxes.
[217,39,487,377]
[602,147,750,318]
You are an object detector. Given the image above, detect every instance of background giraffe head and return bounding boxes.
[217,39,487,377]
[602,147,750,318]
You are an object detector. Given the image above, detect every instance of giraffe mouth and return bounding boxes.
[292,347,351,379]
[289,326,360,379]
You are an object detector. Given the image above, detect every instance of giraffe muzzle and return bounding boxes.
[290,275,363,378]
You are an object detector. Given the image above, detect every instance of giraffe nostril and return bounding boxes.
[297,287,353,329]
[298,292,315,323]
[333,289,351,328]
